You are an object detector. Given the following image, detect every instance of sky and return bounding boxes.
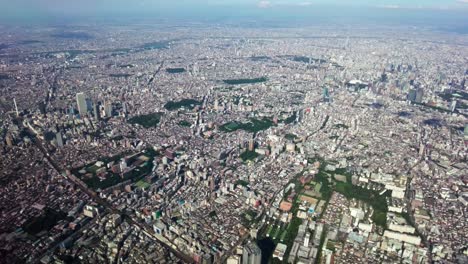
[0,0,467,25]
[2,0,468,11]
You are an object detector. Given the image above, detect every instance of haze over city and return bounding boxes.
[0,0,466,264]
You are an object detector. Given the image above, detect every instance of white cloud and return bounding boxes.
[380,5,400,9]
[257,1,271,8]
[256,1,314,8]
[297,2,313,6]
[456,0,468,3]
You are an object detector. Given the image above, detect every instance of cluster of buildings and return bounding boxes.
[44,213,181,264]
[0,23,466,263]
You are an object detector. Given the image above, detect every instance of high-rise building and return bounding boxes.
[322,87,330,102]
[248,139,255,151]
[122,102,128,114]
[214,98,219,111]
[69,106,75,117]
[120,159,127,173]
[76,93,87,116]
[242,241,261,264]
[464,124,468,140]
[407,89,417,103]
[86,99,93,114]
[415,88,424,103]
[104,102,113,117]
[450,100,457,112]
[56,132,64,147]
[93,103,100,120]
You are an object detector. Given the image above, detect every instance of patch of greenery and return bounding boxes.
[135,180,151,189]
[73,149,158,190]
[164,99,202,111]
[109,73,132,78]
[83,162,152,190]
[240,150,259,161]
[242,209,258,226]
[250,56,271,61]
[437,90,468,101]
[119,64,134,68]
[372,211,388,227]
[316,173,333,200]
[86,165,101,174]
[220,118,274,133]
[285,134,297,141]
[223,77,267,85]
[139,41,170,50]
[128,113,163,128]
[166,68,185,73]
[235,179,249,187]
[334,123,349,129]
[281,112,297,124]
[335,182,388,227]
[246,209,257,219]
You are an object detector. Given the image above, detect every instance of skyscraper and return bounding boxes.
[450,100,457,112]
[76,93,87,116]
[248,139,255,152]
[242,241,261,264]
[415,88,424,104]
[407,89,417,103]
[322,87,330,102]
[93,103,100,120]
[122,102,128,115]
[56,132,64,147]
[104,102,113,117]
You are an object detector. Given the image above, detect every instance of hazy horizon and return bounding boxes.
[0,0,467,32]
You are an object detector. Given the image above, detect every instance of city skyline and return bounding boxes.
[0,3,466,264]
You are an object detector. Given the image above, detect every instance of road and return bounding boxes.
[23,125,195,263]
[404,158,432,263]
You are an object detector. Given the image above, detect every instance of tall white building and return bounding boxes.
[76,93,87,116]
[104,102,113,117]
